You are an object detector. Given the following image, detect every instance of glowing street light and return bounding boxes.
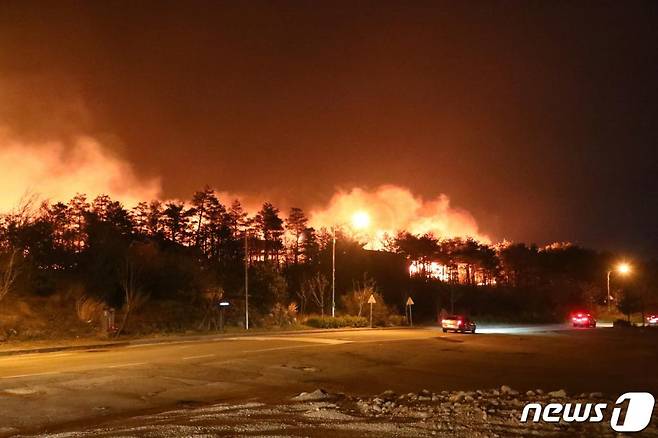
[607,262,632,312]
[331,210,371,317]
[617,263,631,275]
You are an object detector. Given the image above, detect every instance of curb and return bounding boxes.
[0,326,418,357]
[0,342,130,357]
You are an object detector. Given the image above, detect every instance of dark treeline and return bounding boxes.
[0,188,656,338]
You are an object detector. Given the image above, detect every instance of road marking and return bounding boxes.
[39,352,73,359]
[356,336,439,343]
[249,345,317,353]
[1,371,60,379]
[106,362,146,369]
[182,354,215,360]
[225,336,351,345]
[126,340,196,349]
[0,352,73,362]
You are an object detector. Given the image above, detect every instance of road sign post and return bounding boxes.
[367,294,376,328]
[406,296,415,327]
[219,301,230,332]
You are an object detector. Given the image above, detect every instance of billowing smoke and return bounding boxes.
[0,129,161,211]
[0,125,487,248]
[309,185,489,248]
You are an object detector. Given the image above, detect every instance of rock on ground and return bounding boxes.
[291,388,332,401]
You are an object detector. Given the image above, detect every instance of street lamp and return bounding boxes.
[331,211,371,317]
[244,228,250,330]
[607,262,631,312]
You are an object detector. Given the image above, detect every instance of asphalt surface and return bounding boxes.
[1,324,657,436]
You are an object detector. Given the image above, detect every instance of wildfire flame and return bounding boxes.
[309,185,489,249]
[0,128,489,249]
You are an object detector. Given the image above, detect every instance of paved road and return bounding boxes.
[1,325,657,436]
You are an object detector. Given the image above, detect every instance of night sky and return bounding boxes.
[1,1,657,256]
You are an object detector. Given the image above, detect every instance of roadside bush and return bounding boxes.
[613,319,633,328]
[76,295,105,324]
[341,291,393,327]
[387,314,407,326]
[305,315,368,329]
[341,276,377,317]
[265,302,299,327]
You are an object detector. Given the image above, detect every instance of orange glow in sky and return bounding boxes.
[310,185,489,249]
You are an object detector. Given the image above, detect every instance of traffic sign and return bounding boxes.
[406,296,414,326]
[367,294,376,328]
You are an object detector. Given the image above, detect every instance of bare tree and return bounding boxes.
[0,194,37,306]
[350,275,377,317]
[295,285,309,315]
[0,249,19,304]
[115,256,149,337]
[305,273,329,318]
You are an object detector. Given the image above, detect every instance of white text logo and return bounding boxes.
[520,392,655,432]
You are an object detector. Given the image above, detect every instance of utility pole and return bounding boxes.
[607,270,611,313]
[245,230,249,330]
[332,226,336,318]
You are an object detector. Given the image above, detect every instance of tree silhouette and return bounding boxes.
[286,207,308,265]
[255,202,284,263]
[162,202,190,244]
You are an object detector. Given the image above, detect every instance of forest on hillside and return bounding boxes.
[1,187,656,340]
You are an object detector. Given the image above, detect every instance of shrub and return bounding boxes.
[76,295,105,323]
[341,291,393,326]
[387,314,407,326]
[305,315,368,329]
[266,302,299,327]
[613,319,633,328]
[341,276,377,317]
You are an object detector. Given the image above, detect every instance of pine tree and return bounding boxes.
[162,202,190,244]
[285,207,308,265]
[67,194,90,252]
[255,202,284,262]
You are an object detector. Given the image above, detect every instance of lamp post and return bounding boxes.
[244,229,249,330]
[332,226,336,317]
[607,262,631,313]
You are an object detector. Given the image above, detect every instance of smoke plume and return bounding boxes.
[0,127,487,248]
[0,129,161,211]
[309,185,489,248]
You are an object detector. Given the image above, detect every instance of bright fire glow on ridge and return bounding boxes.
[309,185,489,249]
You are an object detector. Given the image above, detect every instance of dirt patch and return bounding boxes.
[28,387,658,437]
